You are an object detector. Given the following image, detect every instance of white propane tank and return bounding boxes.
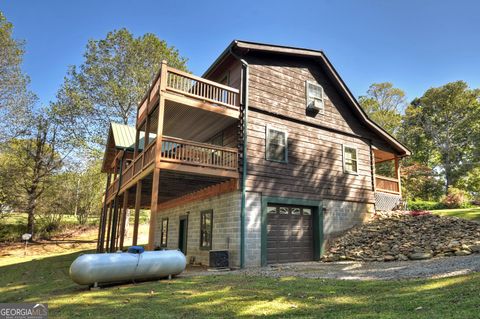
[69,250,186,286]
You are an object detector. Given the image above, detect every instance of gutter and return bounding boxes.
[230,47,249,269]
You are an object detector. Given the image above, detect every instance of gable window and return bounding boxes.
[160,218,168,247]
[306,81,324,113]
[266,125,288,163]
[343,145,358,174]
[200,210,213,250]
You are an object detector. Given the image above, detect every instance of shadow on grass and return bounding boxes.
[1,250,480,318]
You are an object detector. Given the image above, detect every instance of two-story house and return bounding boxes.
[96,40,410,268]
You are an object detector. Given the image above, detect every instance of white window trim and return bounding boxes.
[265,124,288,163]
[305,80,325,114]
[342,144,359,175]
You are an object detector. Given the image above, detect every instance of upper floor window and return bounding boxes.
[306,81,324,113]
[343,145,358,174]
[266,125,288,163]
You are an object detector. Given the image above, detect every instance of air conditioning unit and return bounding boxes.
[308,99,324,112]
[209,250,229,269]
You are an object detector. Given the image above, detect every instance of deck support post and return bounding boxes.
[97,174,112,253]
[395,156,402,197]
[105,203,113,252]
[132,181,142,246]
[110,196,120,252]
[119,190,129,250]
[147,61,167,251]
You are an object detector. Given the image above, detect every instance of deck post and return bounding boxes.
[132,181,142,246]
[105,203,113,252]
[119,190,129,250]
[395,156,402,197]
[147,61,167,250]
[97,174,111,253]
[109,196,120,252]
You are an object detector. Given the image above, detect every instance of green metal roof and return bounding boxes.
[110,122,154,150]
[110,122,136,149]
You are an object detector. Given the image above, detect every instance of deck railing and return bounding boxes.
[375,175,400,194]
[137,66,240,123]
[106,136,238,201]
[166,68,239,110]
[161,136,238,170]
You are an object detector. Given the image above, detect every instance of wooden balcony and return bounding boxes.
[105,136,239,203]
[375,175,400,195]
[137,65,240,125]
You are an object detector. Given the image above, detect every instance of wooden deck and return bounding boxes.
[137,66,240,125]
[105,136,239,203]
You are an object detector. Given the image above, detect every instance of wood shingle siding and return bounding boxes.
[244,53,382,204]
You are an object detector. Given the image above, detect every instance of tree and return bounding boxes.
[0,108,67,238]
[402,81,480,192]
[359,82,406,136]
[54,28,188,150]
[0,12,36,141]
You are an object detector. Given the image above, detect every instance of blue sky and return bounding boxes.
[2,0,479,107]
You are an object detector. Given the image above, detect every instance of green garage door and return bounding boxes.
[266,205,314,264]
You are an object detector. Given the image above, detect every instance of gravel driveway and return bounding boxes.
[240,254,480,280]
[179,255,480,280]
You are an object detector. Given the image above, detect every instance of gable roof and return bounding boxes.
[110,122,137,149]
[204,40,411,157]
[101,122,152,173]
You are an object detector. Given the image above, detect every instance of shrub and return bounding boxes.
[36,213,63,239]
[407,200,445,211]
[441,187,471,209]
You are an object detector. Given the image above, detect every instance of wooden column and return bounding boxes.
[132,181,142,246]
[395,156,402,197]
[105,203,113,252]
[147,60,167,250]
[119,190,129,250]
[109,197,120,252]
[134,129,140,158]
[97,174,112,253]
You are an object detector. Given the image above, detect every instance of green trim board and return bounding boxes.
[260,196,323,266]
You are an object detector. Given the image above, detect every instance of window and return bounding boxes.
[200,210,213,250]
[266,125,288,163]
[306,81,324,113]
[160,218,168,247]
[267,206,277,214]
[343,145,358,174]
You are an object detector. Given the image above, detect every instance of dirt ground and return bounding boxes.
[0,223,150,261]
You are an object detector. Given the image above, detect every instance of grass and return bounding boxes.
[430,207,480,222]
[1,247,480,319]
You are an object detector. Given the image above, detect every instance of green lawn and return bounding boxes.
[1,249,480,318]
[430,207,480,222]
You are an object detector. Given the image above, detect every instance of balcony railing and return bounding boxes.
[137,66,240,123]
[375,175,400,194]
[166,68,239,111]
[161,136,238,170]
[105,136,238,202]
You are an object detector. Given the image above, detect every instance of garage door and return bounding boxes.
[266,205,313,264]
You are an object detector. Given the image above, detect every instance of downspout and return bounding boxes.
[231,48,248,268]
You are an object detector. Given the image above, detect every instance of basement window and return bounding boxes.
[343,145,358,174]
[266,125,288,163]
[160,218,168,247]
[200,210,213,250]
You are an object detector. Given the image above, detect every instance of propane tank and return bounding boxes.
[69,249,186,286]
